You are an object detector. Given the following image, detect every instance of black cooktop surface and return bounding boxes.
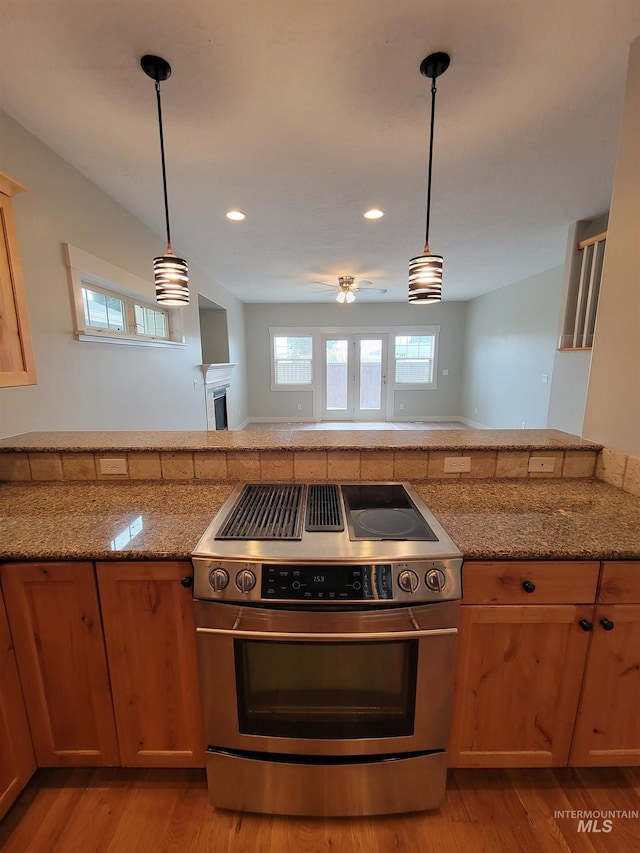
[341,484,438,542]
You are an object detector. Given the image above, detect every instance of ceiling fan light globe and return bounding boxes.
[336,291,346,303]
[345,290,356,303]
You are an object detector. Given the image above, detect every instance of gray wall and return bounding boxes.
[460,267,563,429]
[583,36,640,456]
[0,111,248,437]
[244,301,466,420]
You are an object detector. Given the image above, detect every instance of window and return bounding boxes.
[272,334,313,387]
[394,333,437,385]
[66,244,184,348]
[81,283,170,340]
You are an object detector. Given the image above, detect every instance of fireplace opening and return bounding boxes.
[213,385,229,431]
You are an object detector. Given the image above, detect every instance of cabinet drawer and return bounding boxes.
[462,561,600,604]
[598,561,640,604]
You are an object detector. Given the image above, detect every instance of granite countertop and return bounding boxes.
[1,478,638,562]
[0,428,601,453]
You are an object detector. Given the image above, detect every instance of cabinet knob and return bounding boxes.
[578,619,593,632]
[600,617,615,631]
[180,576,193,588]
[522,580,536,593]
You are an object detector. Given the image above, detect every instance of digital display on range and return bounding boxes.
[262,564,393,600]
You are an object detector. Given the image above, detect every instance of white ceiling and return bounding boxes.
[1,1,639,304]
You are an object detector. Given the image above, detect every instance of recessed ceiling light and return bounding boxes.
[226,210,246,221]
[363,208,384,220]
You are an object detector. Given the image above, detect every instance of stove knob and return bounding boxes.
[236,569,257,593]
[398,570,419,593]
[425,569,446,592]
[209,568,229,592]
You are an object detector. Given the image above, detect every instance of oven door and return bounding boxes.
[194,599,458,757]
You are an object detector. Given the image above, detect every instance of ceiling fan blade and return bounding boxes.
[356,287,388,294]
[311,280,338,288]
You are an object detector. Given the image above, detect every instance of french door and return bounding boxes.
[321,334,387,421]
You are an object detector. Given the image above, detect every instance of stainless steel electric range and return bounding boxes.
[191,482,463,817]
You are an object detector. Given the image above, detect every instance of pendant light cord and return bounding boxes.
[424,77,438,248]
[154,79,172,249]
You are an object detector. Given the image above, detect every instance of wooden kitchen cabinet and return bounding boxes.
[570,561,640,766]
[448,561,600,768]
[96,561,204,767]
[0,172,37,388]
[0,562,120,766]
[0,587,36,819]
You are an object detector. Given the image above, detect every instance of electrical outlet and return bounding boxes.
[444,456,471,473]
[297,404,302,411]
[99,457,128,475]
[528,457,556,473]
[399,403,405,410]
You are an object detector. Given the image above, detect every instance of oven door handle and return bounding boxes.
[196,627,457,641]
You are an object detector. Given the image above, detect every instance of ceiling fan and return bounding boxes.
[313,275,388,303]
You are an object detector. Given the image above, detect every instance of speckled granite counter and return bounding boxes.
[0,428,599,452]
[1,478,638,562]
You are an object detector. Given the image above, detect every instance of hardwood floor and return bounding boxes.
[1,767,639,852]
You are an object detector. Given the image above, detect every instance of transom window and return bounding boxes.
[65,244,184,348]
[81,283,170,340]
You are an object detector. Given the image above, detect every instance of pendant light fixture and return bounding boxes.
[141,54,189,306]
[408,51,450,304]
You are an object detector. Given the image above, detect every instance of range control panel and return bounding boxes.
[263,564,392,601]
[192,558,462,604]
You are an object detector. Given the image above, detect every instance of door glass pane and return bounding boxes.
[325,339,348,410]
[359,339,382,410]
[235,639,417,739]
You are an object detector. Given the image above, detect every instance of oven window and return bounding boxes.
[234,639,418,739]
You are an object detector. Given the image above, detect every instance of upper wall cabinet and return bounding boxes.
[0,171,37,387]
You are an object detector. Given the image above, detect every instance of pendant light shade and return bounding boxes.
[409,51,450,304]
[141,54,189,306]
[153,249,189,306]
[408,250,443,303]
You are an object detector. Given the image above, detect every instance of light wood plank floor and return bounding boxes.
[1,767,639,852]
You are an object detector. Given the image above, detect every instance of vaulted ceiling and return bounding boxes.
[1,1,638,303]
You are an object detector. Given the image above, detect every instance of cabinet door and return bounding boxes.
[0,562,120,766]
[0,589,36,819]
[449,604,592,767]
[570,604,640,766]
[96,561,204,767]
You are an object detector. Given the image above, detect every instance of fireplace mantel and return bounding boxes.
[200,363,237,386]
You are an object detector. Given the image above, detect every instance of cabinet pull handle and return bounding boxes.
[600,617,614,631]
[522,580,536,593]
[181,576,194,588]
[579,619,593,632]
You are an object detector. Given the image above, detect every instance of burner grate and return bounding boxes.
[217,484,304,540]
[306,484,344,531]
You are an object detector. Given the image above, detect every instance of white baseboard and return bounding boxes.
[456,416,490,429]
[245,416,316,424]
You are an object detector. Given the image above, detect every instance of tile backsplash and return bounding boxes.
[0,447,610,486]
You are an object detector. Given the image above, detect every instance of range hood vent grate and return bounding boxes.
[216,484,304,540]
[306,484,344,532]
